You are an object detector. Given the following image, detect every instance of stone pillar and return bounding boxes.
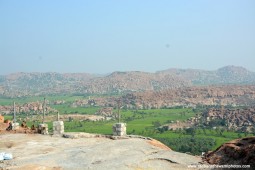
[53,121,64,135]
[12,122,20,130]
[112,123,126,136]
[13,101,16,123]
[42,98,46,123]
[57,112,60,121]
[38,123,48,135]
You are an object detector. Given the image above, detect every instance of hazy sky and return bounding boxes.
[0,0,255,74]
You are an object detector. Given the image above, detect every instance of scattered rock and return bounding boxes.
[204,137,255,168]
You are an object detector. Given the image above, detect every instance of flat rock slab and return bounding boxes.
[0,133,203,170]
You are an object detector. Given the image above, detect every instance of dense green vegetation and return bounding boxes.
[156,137,215,155]
[60,118,253,153]
[51,104,100,115]
[13,106,253,155]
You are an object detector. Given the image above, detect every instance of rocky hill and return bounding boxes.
[204,136,255,168]
[120,85,255,109]
[81,71,189,94]
[0,66,254,97]
[0,71,190,97]
[0,72,96,97]
[202,107,255,132]
[158,65,255,85]
[0,101,58,115]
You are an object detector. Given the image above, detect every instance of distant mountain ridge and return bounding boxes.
[0,66,254,97]
[158,65,255,85]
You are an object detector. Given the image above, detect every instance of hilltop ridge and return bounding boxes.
[0,66,254,97]
[158,65,255,85]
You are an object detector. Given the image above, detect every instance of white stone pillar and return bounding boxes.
[12,122,20,130]
[112,123,126,136]
[38,123,48,135]
[53,121,64,135]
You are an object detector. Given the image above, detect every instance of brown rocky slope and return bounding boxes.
[120,85,255,109]
[204,137,255,168]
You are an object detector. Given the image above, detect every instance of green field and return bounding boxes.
[59,108,196,133]
[3,106,253,155]
[50,104,100,114]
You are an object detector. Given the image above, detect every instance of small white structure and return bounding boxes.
[53,121,64,135]
[12,123,20,130]
[113,123,126,136]
[38,123,48,135]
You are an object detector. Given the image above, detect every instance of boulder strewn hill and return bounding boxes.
[0,71,190,97]
[158,65,255,85]
[0,66,254,97]
[82,71,189,94]
[0,101,57,115]
[0,72,96,97]
[205,137,255,168]
[202,107,255,132]
[120,85,255,109]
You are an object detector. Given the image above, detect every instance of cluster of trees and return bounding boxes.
[207,118,226,127]
[156,137,215,155]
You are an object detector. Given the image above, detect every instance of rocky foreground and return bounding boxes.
[1,133,255,170]
[205,137,255,168]
[0,133,203,170]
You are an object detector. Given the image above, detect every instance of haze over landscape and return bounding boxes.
[1,1,255,169]
[1,0,255,74]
